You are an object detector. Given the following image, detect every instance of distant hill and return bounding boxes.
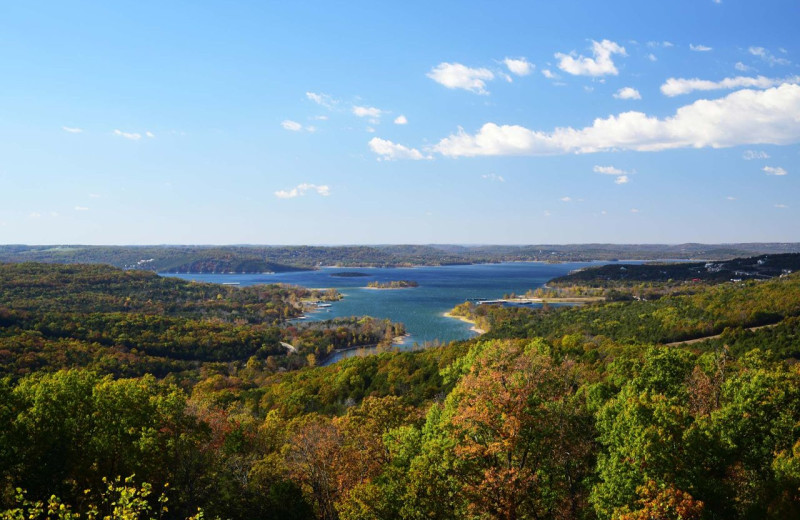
[1,243,800,273]
[550,253,800,285]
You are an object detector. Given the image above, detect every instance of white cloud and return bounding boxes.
[29,212,42,218]
[394,115,408,125]
[735,62,754,72]
[366,126,375,133]
[427,62,495,94]
[690,44,713,52]
[368,137,429,161]
[541,69,558,80]
[433,84,800,157]
[62,126,82,133]
[630,208,640,213]
[727,196,737,200]
[113,129,141,140]
[274,183,331,199]
[74,206,89,211]
[311,115,329,121]
[660,75,799,96]
[749,47,790,66]
[560,196,572,202]
[89,193,101,198]
[614,87,642,100]
[647,41,674,48]
[482,173,505,182]
[353,106,383,118]
[775,204,788,208]
[555,39,626,76]
[503,57,533,76]
[647,53,657,62]
[743,150,770,160]
[146,131,155,138]
[763,166,787,176]
[281,120,317,132]
[594,165,625,175]
[306,92,338,109]
[594,165,630,184]
[281,120,303,131]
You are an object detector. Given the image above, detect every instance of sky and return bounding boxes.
[1,0,799,245]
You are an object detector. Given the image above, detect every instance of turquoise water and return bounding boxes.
[166,262,602,362]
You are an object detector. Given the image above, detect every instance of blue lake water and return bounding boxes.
[165,262,605,362]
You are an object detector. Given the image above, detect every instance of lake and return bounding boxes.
[166,262,603,363]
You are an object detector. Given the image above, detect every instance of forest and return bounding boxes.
[3,244,800,273]
[2,261,800,519]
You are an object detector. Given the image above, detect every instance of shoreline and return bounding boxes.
[443,311,486,335]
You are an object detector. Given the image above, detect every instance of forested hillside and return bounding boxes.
[3,243,800,273]
[2,264,800,519]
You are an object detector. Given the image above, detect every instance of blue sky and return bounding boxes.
[1,0,798,244]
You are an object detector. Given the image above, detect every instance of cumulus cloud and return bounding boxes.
[775,204,788,208]
[368,137,429,161]
[614,87,642,100]
[594,165,630,184]
[743,150,770,160]
[146,131,155,138]
[560,196,572,202]
[427,62,495,94]
[749,47,790,66]
[647,53,658,62]
[555,39,626,76]
[62,126,82,133]
[274,183,331,199]
[542,69,558,80]
[306,92,338,109]
[113,129,141,140]
[394,115,408,125]
[433,84,800,157]
[74,206,89,211]
[503,57,533,76]
[353,106,383,118]
[661,75,799,96]
[763,166,787,176]
[690,44,713,52]
[735,62,754,72]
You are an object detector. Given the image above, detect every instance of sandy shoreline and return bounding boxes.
[443,311,486,335]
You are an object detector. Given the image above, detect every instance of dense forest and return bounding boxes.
[550,253,800,285]
[2,260,800,519]
[3,243,800,273]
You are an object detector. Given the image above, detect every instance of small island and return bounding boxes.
[366,280,419,289]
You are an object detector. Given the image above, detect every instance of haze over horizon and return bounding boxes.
[1,1,799,245]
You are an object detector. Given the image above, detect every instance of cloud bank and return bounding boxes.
[431,84,800,157]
